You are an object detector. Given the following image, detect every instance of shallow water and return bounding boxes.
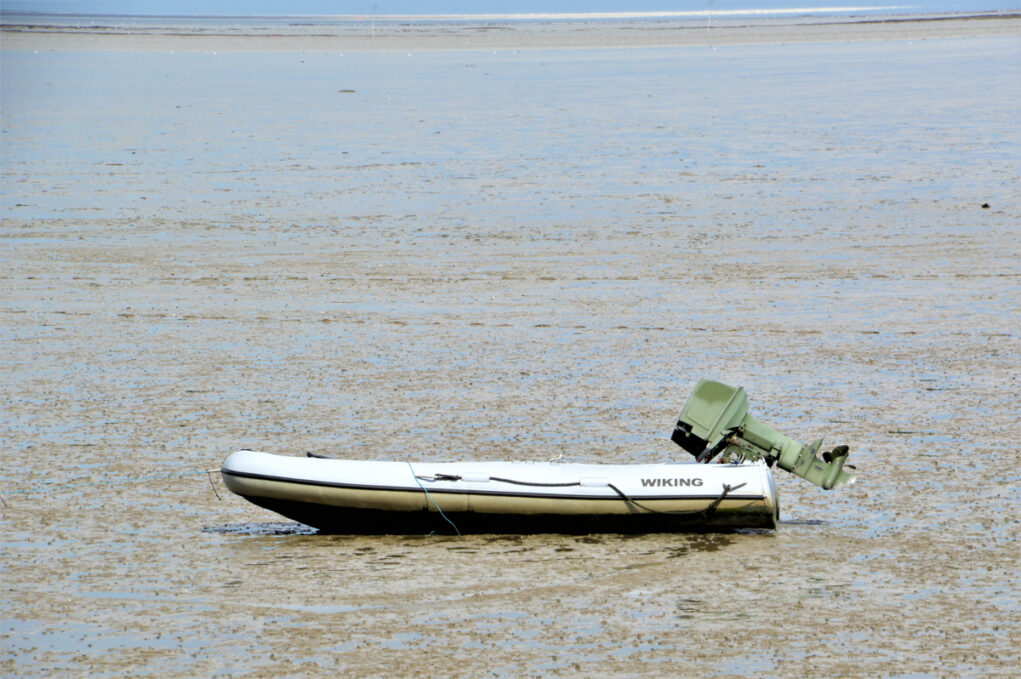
[2,23,1020,677]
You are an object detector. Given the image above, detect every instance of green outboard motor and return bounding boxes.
[672,379,854,490]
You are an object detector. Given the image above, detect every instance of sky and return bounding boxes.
[0,0,1015,15]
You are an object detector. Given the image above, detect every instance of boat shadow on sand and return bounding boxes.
[202,520,775,542]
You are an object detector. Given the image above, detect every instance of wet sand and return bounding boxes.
[2,15,1020,678]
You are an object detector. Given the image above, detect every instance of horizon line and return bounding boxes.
[1,6,924,21]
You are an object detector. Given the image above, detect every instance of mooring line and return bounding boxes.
[407,462,461,536]
[205,469,222,501]
[0,469,221,499]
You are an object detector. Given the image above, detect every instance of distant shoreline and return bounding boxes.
[0,6,942,21]
[3,12,1019,52]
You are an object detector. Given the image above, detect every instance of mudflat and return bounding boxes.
[3,12,1021,51]
[2,14,1019,678]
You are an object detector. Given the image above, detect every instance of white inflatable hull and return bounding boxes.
[220,450,779,533]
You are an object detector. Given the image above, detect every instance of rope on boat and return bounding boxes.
[606,481,747,518]
[414,472,748,519]
[419,473,582,488]
[408,463,461,536]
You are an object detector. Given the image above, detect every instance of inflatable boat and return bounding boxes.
[220,379,856,534]
[220,451,778,533]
